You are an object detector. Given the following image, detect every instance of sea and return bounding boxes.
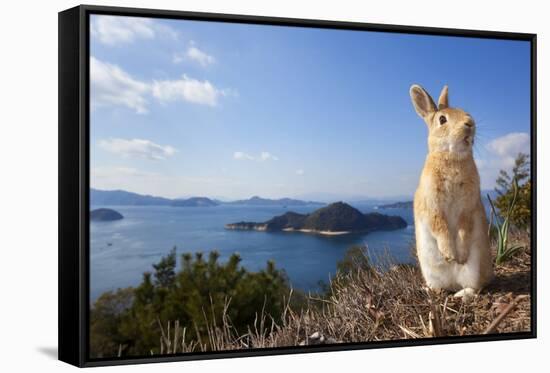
[90,203,415,301]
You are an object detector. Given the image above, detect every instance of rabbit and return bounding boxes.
[410,84,493,300]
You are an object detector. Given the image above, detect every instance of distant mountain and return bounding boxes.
[91,188,323,207]
[295,192,415,204]
[90,208,124,222]
[172,197,219,207]
[227,196,324,206]
[91,189,172,206]
[225,202,407,235]
[376,201,414,209]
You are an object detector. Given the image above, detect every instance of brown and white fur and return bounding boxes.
[410,84,493,299]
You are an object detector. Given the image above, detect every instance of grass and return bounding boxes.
[151,231,531,355]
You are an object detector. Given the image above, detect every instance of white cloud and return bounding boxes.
[233,151,279,161]
[173,42,215,67]
[233,151,255,160]
[476,132,530,189]
[295,169,305,175]
[486,132,530,158]
[91,16,154,45]
[91,57,232,112]
[483,132,530,171]
[91,15,177,46]
[172,53,185,64]
[260,152,279,161]
[90,57,150,114]
[186,45,215,67]
[152,75,224,107]
[99,138,177,160]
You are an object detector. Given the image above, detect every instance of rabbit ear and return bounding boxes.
[438,85,449,110]
[410,84,436,119]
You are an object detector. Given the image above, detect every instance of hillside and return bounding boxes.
[153,232,531,354]
[264,211,308,230]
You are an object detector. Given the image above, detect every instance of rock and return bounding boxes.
[309,331,320,339]
[299,331,338,346]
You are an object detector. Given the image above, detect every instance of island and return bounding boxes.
[376,201,413,209]
[171,197,219,207]
[225,202,407,235]
[90,208,124,222]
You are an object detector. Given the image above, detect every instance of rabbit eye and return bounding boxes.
[439,115,447,125]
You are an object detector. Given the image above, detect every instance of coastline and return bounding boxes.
[282,228,351,236]
[224,225,352,235]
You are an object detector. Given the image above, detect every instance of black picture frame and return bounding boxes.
[59,4,537,367]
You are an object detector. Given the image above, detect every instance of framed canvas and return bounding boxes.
[58,4,537,367]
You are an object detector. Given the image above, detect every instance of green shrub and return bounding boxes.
[494,153,531,231]
[90,249,291,358]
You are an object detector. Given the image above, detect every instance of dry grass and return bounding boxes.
[155,232,532,354]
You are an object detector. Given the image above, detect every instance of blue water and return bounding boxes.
[90,203,414,301]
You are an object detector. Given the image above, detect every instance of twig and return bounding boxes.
[429,304,443,337]
[399,325,421,339]
[483,295,528,334]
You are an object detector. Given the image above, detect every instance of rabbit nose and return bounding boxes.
[464,121,473,128]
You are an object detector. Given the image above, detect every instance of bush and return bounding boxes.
[90,249,291,358]
[494,153,531,231]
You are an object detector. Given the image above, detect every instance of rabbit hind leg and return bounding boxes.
[416,219,460,291]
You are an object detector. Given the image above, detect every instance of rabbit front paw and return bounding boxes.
[443,253,457,263]
[439,245,457,262]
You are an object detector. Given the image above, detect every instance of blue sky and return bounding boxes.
[90,15,531,201]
